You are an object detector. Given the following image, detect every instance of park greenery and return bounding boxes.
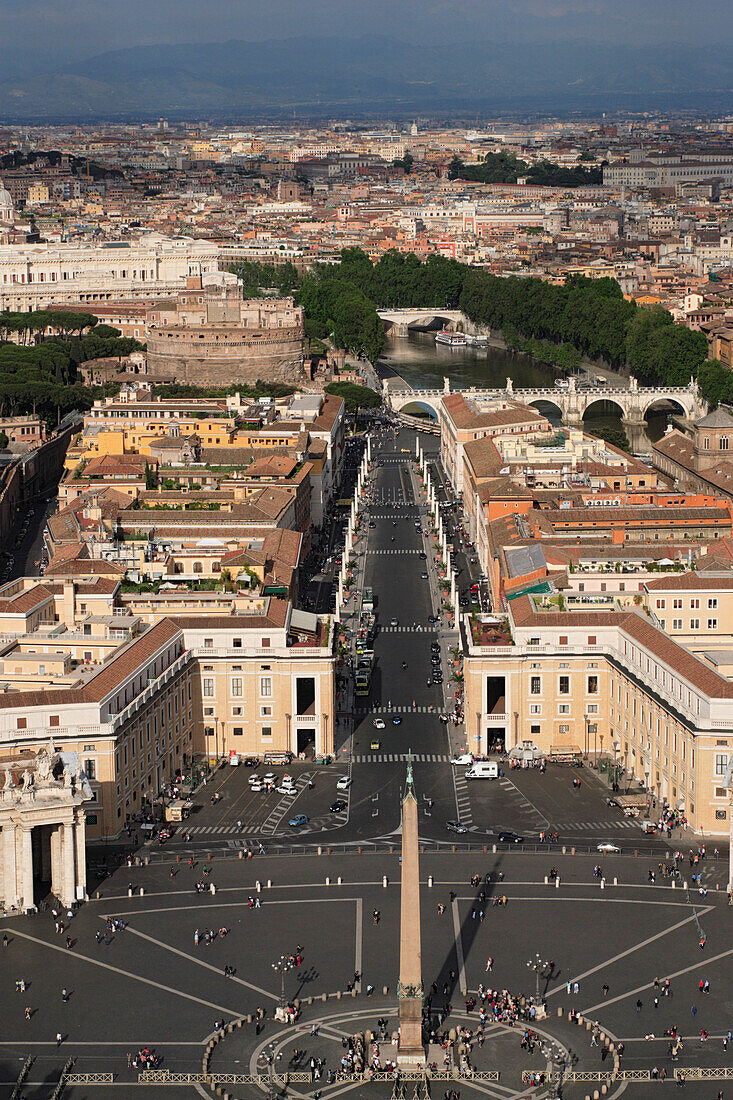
[235,247,729,408]
[0,309,142,424]
[447,153,604,188]
[324,382,382,412]
[150,381,297,401]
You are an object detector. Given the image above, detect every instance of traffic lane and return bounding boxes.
[459,773,546,837]
[5,494,56,581]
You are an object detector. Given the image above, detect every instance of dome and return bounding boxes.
[0,179,13,223]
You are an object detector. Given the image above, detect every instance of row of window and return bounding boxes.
[661,619,716,631]
[530,674,599,695]
[202,675,272,698]
[655,598,718,609]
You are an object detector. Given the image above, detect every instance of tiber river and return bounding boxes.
[378,331,671,449]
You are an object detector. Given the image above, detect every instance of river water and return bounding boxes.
[378,331,669,448]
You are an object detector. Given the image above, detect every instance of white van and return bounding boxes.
[466,761,499,779]
[229,753,240,766]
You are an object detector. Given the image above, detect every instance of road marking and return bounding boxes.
[580,945,733,1014]
[546,908,713,1000]
[124,925,279,1002]
[451,897,468,995]
[8,928,243,1016]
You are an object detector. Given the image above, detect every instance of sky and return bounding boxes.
[5,0,733,65]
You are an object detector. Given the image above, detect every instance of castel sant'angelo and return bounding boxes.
[145,274,306,386]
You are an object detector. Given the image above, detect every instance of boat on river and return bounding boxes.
[435,330,467,347]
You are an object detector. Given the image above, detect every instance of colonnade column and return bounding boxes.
[2,824,18,911]
[50,824,63,898]
[19,828,34,911]
[74,813,87,902]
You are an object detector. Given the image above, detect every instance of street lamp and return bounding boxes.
[526,953,548,1006]
[272,954,295,1015]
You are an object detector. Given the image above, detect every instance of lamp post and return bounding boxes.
[272,953,295,1015]
[526,953,548,1006]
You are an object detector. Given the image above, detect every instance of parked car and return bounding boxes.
[336,775,352,791]
[392,714,402,725]
[288,814,309,828]
[497,830,524,844]
[451,754,474,766]
[597,842,621,854]
[373,717,386,729]
[446,819,468,834]
[330,799,347,813]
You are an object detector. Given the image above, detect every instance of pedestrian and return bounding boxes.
[691,1005,697,1017]
[602,984,609,997]
[56,1032,63,1047]
[573,982,580,995]
[2,933,8,947]
[61,988,69,1003]
[24,1006,31,1021]
[636,999,643,1012]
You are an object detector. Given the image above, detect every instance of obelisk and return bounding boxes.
[397,753,425,1064]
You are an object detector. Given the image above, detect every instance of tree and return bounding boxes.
[0,431,8,450]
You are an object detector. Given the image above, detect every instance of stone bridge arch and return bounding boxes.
[641,395,689,420]
[581,397,628,422]
[400,399,440,420]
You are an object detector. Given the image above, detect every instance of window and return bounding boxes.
[708,619,718,630]
[691,598,700,609]
[531,724,541,735]
[232,727,243,737]
[559,635,568,646]
[587,675,598,694]
[204,637,213,647]
[232,706,243,716]
[587,636,596,645]
[673,599,682,609]
[84,759,96,780]
[230,678,243,697]
[261,637,270,648]
[587,703,599,714]
[690,619,700,630]
[708,598,718,609]
[204,707,214,716]
[260,676,272,698]
[656,599,666,609]
[260,705,273,717]
[559,675,570,695]
[233,638,242,649]
[529,704,542,715]
[720,436,729,451]
[715,753,729,775]
[202,678,214,698]
[558,704,570,714]
[558,724,570,734]
[261,726,272,738]
[672,619,682,630]
[17,718,26,729]
[530,676,542,695]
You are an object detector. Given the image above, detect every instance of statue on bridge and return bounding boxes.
[629,375,638,392]
[443,376,450,395]
[506,377,513,396]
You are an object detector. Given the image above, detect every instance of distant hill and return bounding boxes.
[1,36,732,120]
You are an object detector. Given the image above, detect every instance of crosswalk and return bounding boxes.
[379,626,439,633]
[356,704,438,715]
[351,752,450,763]
[365,549,425,555]
[550,819,642,832]
[453,766,474,828]
[185,824,262,835]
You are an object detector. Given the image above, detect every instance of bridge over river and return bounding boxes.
[384,374,706,446]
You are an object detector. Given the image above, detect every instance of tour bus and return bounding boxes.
[363,587,374,611]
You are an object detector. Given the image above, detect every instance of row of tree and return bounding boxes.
[0,310,142,424]
[231,247,721,406]
[447,154,603,188]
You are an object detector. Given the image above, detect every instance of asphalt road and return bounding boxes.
[145,424,726,866]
